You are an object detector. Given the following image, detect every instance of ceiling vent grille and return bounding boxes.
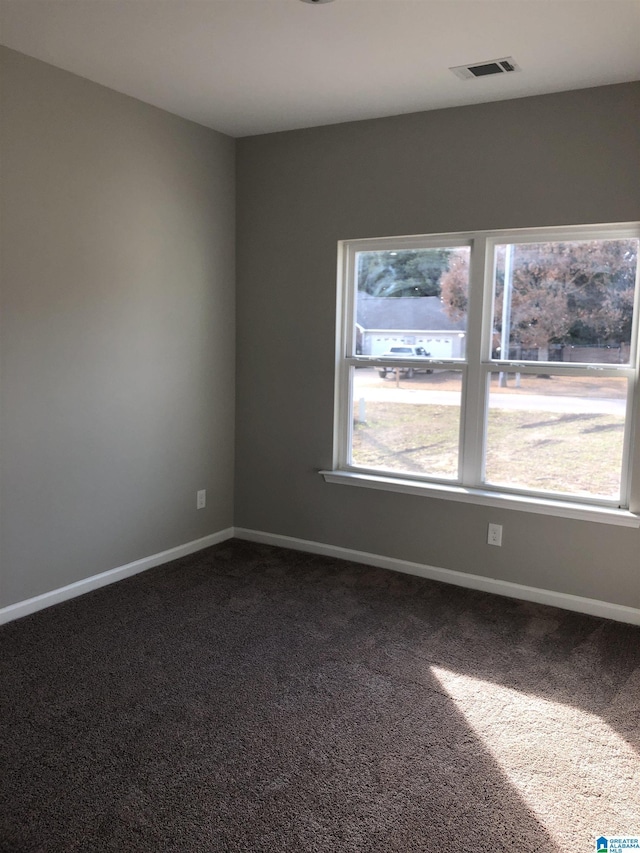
[450,57,521,80]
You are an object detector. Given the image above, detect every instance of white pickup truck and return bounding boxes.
[378,346,432,378]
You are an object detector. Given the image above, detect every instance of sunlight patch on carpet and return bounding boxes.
[431,666,640,849]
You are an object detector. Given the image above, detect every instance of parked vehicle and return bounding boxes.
[378,346,432,378]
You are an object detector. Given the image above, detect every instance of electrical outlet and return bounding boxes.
[487,523,503,546]
[196,489,206,510]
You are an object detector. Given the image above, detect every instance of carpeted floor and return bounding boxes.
[1,539,639,852]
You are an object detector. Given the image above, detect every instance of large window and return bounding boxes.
[329,224,640,515]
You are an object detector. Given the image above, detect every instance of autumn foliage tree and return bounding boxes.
[440,239,637,351]
[438,250,469,321]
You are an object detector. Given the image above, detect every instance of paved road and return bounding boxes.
[356,388,625,415]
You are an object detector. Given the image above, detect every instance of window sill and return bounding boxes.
[319,470,640,527]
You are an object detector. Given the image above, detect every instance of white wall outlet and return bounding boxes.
[487,523,503,546]
[196,489,206,510]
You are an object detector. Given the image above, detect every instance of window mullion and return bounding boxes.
[460,235,489,487]
[619,375,636,507]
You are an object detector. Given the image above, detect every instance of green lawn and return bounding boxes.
[352,403,624,498]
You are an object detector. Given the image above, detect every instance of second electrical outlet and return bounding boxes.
[487,523,503,546]
[197,489,206,510]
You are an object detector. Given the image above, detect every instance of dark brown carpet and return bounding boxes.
[1,539,639,852]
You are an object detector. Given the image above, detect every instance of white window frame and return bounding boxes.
[321,222,640,527]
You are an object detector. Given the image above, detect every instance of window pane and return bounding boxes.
[350,367,462,480]
[491,239,639,365]
[354,246,469,358]
[484,373,628,500]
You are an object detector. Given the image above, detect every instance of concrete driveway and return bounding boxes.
[355,386,625,415]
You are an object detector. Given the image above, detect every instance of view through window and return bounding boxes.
[336,225,640,507]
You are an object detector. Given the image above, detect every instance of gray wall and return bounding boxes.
[0,47,235,606]
[236,84,640,609]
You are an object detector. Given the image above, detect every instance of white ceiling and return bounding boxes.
[1,0,639,138]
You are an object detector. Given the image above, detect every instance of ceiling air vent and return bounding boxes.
[450,57,521,81]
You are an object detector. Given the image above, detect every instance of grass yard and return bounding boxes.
[352,402,625,499]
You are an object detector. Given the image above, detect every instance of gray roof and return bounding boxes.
[356,295,464,332]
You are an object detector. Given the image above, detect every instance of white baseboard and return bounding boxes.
[3,525,639,628]
[234,527,640,626]
[0,528,235,626]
